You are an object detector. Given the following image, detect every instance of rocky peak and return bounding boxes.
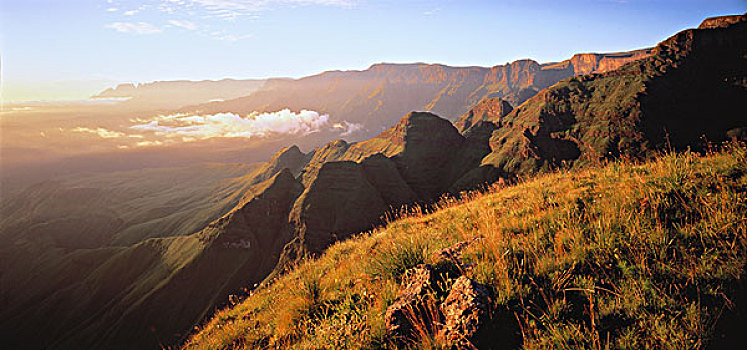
[298,140,351,185]
[266,145,309,175]
[390,112,466,199]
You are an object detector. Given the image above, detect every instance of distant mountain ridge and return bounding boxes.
[179,49,651,140]
[92,79,266,110]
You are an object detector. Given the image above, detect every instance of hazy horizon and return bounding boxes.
[2,0,745,103]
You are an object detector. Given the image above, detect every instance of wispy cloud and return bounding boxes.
[424,7,440,16]
[211,33,252,41]
[168,19,198,30]
[106,21,163,34]
[72,127,127,138]
[332,121,363,136]
[158,0,356,19]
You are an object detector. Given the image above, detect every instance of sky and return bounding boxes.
[1,0,745,102]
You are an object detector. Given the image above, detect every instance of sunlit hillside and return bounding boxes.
[185,145,747,349]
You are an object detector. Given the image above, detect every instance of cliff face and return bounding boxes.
[698,13,747,29]
[566,49,653,76]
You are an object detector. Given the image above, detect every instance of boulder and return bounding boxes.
[439,276,492,349]
[384,264,437,338]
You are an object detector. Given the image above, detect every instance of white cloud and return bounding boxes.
[168,19,198,30]
[123,9,139,15]
[332,121,363,136]
[106,22,163,34]
[130,109,330,139]
[72,127,126,138]
[107,7,119,12]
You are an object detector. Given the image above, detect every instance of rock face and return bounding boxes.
[698,13,747,29]
[566,49,652,76]
[383,248,492,348]
[454,97,514,133]
[384,265,437,339]
[439,276,492,348]
[361,154,419,207]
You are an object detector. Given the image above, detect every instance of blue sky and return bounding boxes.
[1,0,745,102]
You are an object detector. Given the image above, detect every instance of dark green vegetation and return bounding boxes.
[185,145,747,350]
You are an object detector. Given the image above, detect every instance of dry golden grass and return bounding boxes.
[184,143,747,350]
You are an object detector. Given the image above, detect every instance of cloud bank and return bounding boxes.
[130,109,332,139]
[70,109,362,148]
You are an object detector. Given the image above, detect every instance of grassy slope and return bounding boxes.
[185,145,747,349]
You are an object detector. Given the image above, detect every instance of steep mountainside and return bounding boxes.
[183,50,650,140]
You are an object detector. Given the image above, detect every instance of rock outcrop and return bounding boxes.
[284,112,487,257]
[384,243,492,348]
[390,112,467,200]
[384,265,438,339]
[439,276,492,348]
[698,13,747,29]
[454,97,513,133]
